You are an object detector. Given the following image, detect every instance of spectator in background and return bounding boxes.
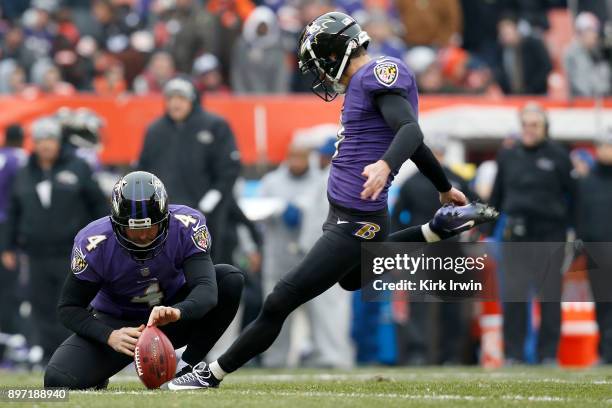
[37,62,76,95]
[438,46,495,94]
[494,13,552,95]
[0,61,24,94]
[576,134,612,364]
[406,46,496,95]
[21,1,58,60]
[295,136,354,368]
[0,125,26,339]
[490,103,575,365]
[133,50,175,94]
[1,62,40,98]
[119,30,156,85]
[501,0,551,33]
[404,46,447,94]
[207,0,255,83]
[257,136,314,363]
[459,0,503,67]
[577,0,612,23]
[1,117,107,363]
[360,11,406,60]
[231,6,289,94]
[564,12,611,98]
[1,26,37,75]
[90,0,133,53]
[256,135,344,368]
[164,0,221,74]
[93,57,127,96]
[192,53,230,94]
[74,35,100,81]
[7,65,29,94]
[139,77,241,263]
[55,5,81,46]
[53,31,96,91]
[395,0,462,47]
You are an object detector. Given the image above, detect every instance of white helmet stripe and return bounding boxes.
[333,40,357,82]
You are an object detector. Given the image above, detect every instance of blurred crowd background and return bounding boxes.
[0,0,611,373]
[0,0,609,97]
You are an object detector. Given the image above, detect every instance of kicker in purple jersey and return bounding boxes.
[327,56,418,212]
[70,204,211,320]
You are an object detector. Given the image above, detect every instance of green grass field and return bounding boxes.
[1,367,611,407]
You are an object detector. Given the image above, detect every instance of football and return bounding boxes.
[133,326,177,389]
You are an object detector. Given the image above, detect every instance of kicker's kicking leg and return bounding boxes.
[339,202,498,292]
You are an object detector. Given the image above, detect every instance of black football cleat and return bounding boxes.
[429,202,498,239]
[162,362,220,390]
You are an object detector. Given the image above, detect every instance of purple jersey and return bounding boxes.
[0,147,25,222]
[327,56,418,212]
[70,204,212,319]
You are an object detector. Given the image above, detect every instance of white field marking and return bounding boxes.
[70,389,609,404]
[109,371,612,384]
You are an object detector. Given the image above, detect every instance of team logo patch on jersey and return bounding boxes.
[373,62,399,87]
[192,224,211,252]
[71,246,88,274]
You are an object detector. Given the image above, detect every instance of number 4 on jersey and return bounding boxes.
[86,235,107,251]
[175,214,197,228]
[131,282,164,307]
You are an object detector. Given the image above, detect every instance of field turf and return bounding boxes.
[0,366,611,407]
